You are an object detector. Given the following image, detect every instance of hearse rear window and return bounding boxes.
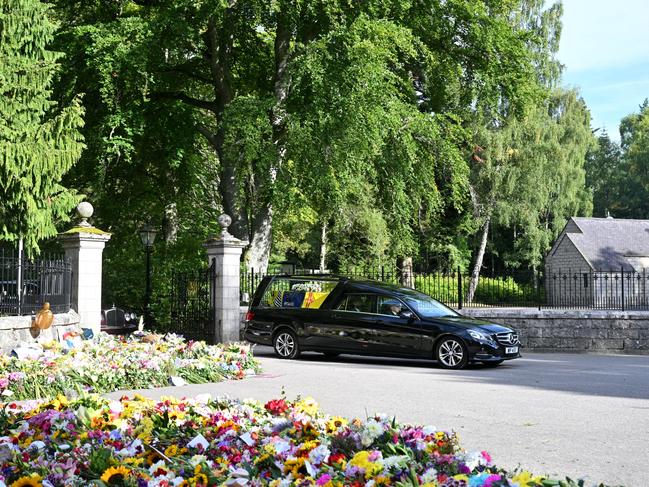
[260,278,336,309]
[335,294,377,313]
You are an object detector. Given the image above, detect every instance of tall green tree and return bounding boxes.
[585,131,624,218]
[0,0,84,253]
[618,100,649,218]
[468,88,594,296]
[464,1,598,299]
[286,17,469,269]
[464,0,559,296]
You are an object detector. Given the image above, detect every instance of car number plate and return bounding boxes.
[505,346,519,354]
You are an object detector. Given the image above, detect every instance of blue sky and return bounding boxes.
[557,0,649,140]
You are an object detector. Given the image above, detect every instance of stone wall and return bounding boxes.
[461,308,649,354]
[0,310,81,352]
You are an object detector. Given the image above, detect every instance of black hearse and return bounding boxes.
[244,275,521,369]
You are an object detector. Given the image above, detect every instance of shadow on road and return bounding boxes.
[253,346,649,400]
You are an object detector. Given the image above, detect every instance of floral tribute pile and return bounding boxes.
[0,334,259,400]
[0,394,598,487]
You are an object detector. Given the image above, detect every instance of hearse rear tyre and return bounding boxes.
[273,330,300,359]
[435,337,469,369]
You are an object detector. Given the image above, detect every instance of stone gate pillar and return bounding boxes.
[204,214,248,343]
[58,202,111,335]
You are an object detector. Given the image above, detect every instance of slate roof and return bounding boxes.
[561,217,649,270]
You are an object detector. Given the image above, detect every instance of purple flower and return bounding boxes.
[0,378,8,389]
[8,372,25,382]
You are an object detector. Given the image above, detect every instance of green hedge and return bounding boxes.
[415,274,543,306]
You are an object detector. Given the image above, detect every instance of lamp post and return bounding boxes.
[139,223,157,325]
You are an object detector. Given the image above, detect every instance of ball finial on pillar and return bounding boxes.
[77,202,94,227]
[218,214,233,239]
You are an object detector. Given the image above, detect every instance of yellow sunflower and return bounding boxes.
[298,439,319,454]
[147,451,164,465]
[164,444,180,457]
[100,466,131,485]
[10,474,43,487]
[191,473,209,486]
[283,457,306,478]
[326,416,348,433]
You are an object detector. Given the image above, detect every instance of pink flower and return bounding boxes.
[485,474,503,486]
[481,450,492,463]
[317,474,332,485]
[0,377,8,388]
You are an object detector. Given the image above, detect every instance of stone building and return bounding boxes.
[545,216,649,308]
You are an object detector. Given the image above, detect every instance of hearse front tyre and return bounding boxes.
[435,336,469,369]
[273,330,300,359]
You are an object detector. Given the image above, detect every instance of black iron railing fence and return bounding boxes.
[0,250,72,316]
[170,262,216,342]
[240,265,649,310]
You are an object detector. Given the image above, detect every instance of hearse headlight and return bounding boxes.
[468,330,497,346]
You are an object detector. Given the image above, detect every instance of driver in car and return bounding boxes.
[388,304,402,315]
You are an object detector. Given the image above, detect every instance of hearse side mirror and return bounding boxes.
[399,310,414,319]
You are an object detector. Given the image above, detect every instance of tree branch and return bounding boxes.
[206,14,233,114]
[197,124,219,149]
[150,91,217,112]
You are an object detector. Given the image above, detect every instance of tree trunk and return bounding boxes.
[199,124,249,241]
[162,202,178,243]
[192,7,290,273]
[218,141,249,240]
[199,13,250,242]
[397,256,414,288]
[243,204,273,273]
[319,222,327,272]
[241,7,292,273]
[467,216,490,303]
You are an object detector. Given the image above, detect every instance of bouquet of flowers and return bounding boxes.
[291,281,323,292]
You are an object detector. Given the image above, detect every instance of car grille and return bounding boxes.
[495,332,519,346]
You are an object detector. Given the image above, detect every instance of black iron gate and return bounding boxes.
[170,262,216,343]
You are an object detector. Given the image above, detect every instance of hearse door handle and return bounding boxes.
[338,331,348,336]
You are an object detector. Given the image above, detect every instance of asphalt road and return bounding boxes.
[109,349,649,487]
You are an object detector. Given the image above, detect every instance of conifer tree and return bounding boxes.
[0,0,84,253]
